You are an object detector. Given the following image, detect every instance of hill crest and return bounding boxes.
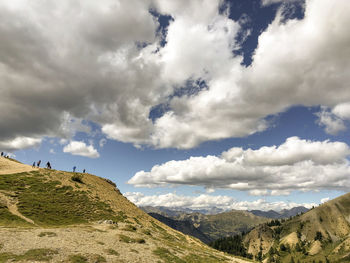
[0,157,250,263]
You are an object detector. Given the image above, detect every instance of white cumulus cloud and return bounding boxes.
[128,137,350,194]
[333,103,350,120]
[125,192,316,212]
[0,0,350,149]
[316,107,346,135]
[0,137,42,152]
[63,141,100,158]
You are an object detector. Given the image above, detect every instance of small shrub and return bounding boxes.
[119,234,132,243]
[38,231,57,237]
[136,238,146,244]
[105,249,119,256]
[71,174,84,184]
[91,254,106,263]
[118,235,145,244]
[280,243,287,251]
[68,254,88,263]
[315,231,323,241]
[0,252,15,262]
[142,229,151,236]
[123,224,137,232]
[103,178,116,188]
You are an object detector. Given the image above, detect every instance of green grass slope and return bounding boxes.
[0,158,251,263]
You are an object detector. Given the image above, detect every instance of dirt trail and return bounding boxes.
[0,192,36,225]
[0,157,37,175]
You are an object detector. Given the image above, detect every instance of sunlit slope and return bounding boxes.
[0,157,251,263]
[0,157,37,175]
[244,192,350,262]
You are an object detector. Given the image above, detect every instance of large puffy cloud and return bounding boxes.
[125,192,316,211]
[63,141,100,158]
[1,0,350,150]
[0,0,160,147]
[333,103,350,120]
[0,137,42,152]
[150,0,350,148]
[128,137,350,194]
[246,0,350,107]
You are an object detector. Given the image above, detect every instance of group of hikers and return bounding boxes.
[32,161,86,173]
[73,166,86,173]
[1,151,86,173]
[32,160,51,169]
[1,152,10,158]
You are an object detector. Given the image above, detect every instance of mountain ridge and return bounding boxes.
[249,206,309,219]
[241,191,350,262]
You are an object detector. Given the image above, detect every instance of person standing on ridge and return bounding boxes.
[1,152,3,157]
[73,166,76,172]
[83,169,86,173]
[32,162,36,168]
[37,160,41,167]
[46,162,51,169]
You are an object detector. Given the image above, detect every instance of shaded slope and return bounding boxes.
[149,212,212,244]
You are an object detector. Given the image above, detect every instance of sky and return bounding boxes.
[1,0,350,211]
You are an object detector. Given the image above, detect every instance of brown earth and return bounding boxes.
[0,157,37,175]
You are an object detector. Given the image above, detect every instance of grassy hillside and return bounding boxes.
[0,157,251,263]
[242,192,350,262]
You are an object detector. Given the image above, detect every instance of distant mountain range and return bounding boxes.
[141,205,225,216]
[141,205,309,219]
[249,206,309,219]
[142,206,309,244]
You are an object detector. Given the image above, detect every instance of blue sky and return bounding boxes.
[1,0,350,211]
